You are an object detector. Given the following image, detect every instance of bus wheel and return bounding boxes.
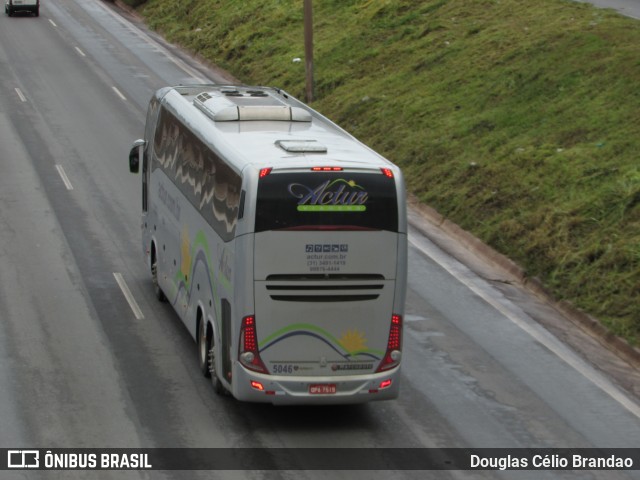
[198,318,211,378]
[151,257,166,302]
[208,338,227,396]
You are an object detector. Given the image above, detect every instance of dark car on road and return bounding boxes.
[5,0,40,17]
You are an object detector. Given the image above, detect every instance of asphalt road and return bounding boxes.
[575,0,640,18]
[0,1,639,479]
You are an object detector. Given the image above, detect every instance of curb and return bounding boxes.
[109,0,142,19]
[407,194,640,372]
[112,1,141,19]
[109,0,240,85]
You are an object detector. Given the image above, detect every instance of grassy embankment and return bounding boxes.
[125,0,640,345]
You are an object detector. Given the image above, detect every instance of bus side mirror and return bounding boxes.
[129,139,145,173]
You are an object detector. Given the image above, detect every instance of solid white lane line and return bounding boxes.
[14,88,27,103]
[55,165,73,190]
[113,273,144,320]
[408,232,640,420]
[112,86,127,101]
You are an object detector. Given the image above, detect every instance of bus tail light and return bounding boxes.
[379,379,393,389]
[251,381,276,395]
[250,380,264,391]
[376,314,402,372]
[239,315,269,374]
[259,167,272,178]
[380,168,394,178]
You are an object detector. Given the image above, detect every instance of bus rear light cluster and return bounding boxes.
[376,314,402,372]
[239,315,269,374]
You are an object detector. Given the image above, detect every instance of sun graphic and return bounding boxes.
[180,226,192,280]
[340,329,368,354]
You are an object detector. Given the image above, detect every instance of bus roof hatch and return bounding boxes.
[275,140,327,153]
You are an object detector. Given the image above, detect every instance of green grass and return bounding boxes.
[136,0,640,344]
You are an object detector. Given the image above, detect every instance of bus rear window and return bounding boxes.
[255,171,398,232]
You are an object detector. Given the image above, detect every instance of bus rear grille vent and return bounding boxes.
[265,274,384,302]
[266,284,383,291]
[269,294,379,302]
[266,274,385,281]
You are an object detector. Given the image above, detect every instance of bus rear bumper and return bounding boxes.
[231,365,401,405]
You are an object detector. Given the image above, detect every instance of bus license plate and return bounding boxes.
[309,384,336,395]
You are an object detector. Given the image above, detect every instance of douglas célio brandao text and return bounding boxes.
[470,453,635,470]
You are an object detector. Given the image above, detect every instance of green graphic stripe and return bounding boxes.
[260,323,385,357]
[297,205,366,212]
[193,230,232,292]
[172,230,231,321]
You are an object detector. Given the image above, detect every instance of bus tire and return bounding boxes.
[151,253,166,302]
[208,338,227,396]
[197,316,212,379]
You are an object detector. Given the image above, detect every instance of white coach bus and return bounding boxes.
[128,84,407,404]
